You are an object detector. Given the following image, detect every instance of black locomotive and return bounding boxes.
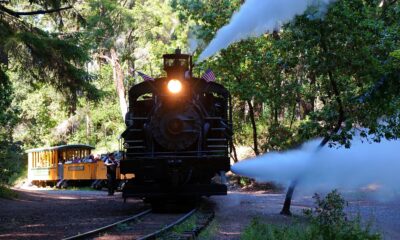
[120,49,232,205]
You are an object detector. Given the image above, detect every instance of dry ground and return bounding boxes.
[0,188,399,240]
[0,188,145,239]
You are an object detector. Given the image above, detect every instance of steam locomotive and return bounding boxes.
[120,49,232,206]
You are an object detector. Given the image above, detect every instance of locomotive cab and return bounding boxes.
[120,49,232,205]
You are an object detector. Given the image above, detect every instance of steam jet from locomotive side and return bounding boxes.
[120,49,232,205]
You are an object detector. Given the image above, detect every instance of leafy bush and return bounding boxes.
[261,123,300,152]
[0,185,18,199]
[241,190,381,240]
[0,141,25,198]
[304,190,380,240]
[239,176,253,186]
[241,218,308,240]
[0,149,22,199]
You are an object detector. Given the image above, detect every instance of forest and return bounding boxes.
[0,0,399,189]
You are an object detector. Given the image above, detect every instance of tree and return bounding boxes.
[82,0,188,121]
[278,0,400,215]
[0,0,96,115]
[0,0,96,186]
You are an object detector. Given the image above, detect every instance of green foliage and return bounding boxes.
[0,69,25,189]
[1,14,97,113]
[284,0,400,145]
[18,87,62,146]
[304,190,381,240]
[70,65,124,151]
[198,219,218,240]
[262,123,299,152]
[390,50,400,60]
[241,218,307,240]
[0,141,25,188]
[172,214,198,234]
[11,65,124,151]
[0,67,16,130]
[177,0,400,151]
[241,190,381,240]
[239,177,253,187]
[0,185,18,199]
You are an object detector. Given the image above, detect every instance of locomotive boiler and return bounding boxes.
[120,49,232,205]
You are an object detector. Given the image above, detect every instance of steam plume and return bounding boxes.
[188,26,204,55]
[232,136,400,197]
[197,0,336,62]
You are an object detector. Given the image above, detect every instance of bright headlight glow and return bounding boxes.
[167,79,182,94]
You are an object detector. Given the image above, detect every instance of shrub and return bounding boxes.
[0,141,25,199]
[241,218,308,240]
[304,190,381,240]
[239,177,253,186]
[241,190,381,240]
[0,185,18,199]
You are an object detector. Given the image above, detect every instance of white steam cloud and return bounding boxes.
[189,38,199,55]
[197,0,336,62]
[232,136,400,197]
[188,26,204,55]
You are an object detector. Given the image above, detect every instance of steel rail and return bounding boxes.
[62,209,152,240]
[137,208,197,240]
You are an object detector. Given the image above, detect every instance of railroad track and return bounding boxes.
[63,205,214,240]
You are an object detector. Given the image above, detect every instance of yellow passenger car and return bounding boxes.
[27,144,95,185]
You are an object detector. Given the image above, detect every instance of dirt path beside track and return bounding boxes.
[0,188,145,240]
[1,189,399,240]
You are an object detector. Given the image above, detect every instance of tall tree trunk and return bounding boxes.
[86,113,90,144]
[233,75,259,156]
[247,99,259,156]
[68,92,77,116]
[281,76,344,215]
[254,101,263,118]
[280,24,345,215]
[280,180,297,215]
[109,48,128,120]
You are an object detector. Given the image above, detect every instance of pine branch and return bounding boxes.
[380,0,398,18]
[0,5,72,18]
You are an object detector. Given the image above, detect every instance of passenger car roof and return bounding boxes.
[26,144,95,153]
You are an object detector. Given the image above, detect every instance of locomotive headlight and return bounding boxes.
[167,79,182,94]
